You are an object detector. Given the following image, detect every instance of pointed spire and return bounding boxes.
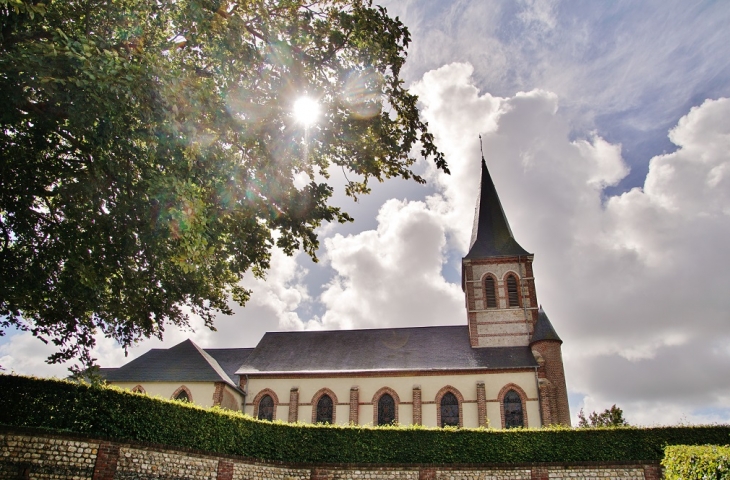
[530,306,562,344]
[465,142,530,259]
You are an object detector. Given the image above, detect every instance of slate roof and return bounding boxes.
[465,158,530,259]
[236,325,538,374]
[206,347,254,381]
[530,307,562,344]
[101,339,252,388]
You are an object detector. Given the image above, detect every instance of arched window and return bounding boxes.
[484,276,497,308]
[440,392,459,427]
[506,274,520,307]
[258,394,274,421]
[377,394,396,425]
[504,390,524,428]
[172,385,192,403]
[175,390,189,402]
[316,394,333,424]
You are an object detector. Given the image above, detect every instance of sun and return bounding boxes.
[292,97,320,126]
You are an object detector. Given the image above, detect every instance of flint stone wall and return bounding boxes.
[0,428,662,480]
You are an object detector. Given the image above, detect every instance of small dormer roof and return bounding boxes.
[530,306,562,344]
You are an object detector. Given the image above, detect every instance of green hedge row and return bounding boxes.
[1,375,729,464]
[663,445,730,479]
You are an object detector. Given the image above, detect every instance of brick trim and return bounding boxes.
[349,387,359,425]
[311,388,338,424]
[91,442,119,480]
[435,385,464,428]
[252,389,279,420]
[241,367,535,379]
[498,383,529,428]
[476,382,487,427]
[131,385,145,394]
[212,382,225,407]
[643,464,662,480]
[372,387,400,425]
[217,459,234,480]
[412,386,422,425]
[171,385,193,403]
[289,388,300,423]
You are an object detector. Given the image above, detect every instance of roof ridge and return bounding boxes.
[188,339,238,387]
[264,324,467,335]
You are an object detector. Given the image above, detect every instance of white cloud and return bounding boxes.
[315,198,463,330]
[409,62,730,425]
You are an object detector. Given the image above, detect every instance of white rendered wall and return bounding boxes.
[112,381,243,411]
[245,370,539,429]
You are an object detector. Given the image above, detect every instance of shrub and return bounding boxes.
[663,445,730,479]
[2,375,730,464]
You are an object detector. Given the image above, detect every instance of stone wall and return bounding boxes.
[0,428,663,480]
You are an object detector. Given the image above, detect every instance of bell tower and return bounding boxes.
[462,148,571,425]
[461,154,538,348]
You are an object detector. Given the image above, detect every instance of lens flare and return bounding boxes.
[293,97,320,126]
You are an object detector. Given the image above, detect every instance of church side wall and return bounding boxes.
[246,370,539,428]
[111,382,243,410]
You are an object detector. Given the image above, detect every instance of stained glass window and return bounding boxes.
[258,394,274,421]
[440,392,459,427]
[504,390,523,428]
[377,393,396,425]
[316,394,333,424]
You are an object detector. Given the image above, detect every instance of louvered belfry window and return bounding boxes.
[484,276,497,308]
[258,394,274,421]
[504,390,524,428]
[506,274,520,307]
[440,392,459,427]
[377,393,396,425]
[316,394,333,424]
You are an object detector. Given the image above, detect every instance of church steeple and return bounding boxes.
[462,148,538,349]
[465,158,530,259]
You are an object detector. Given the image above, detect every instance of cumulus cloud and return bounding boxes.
[314,198,463,330]
[409,63,730,424]
[0,246,311,374]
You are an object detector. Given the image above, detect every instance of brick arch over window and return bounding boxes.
[252,389,279,421]
[171,385,193,403]
[497,383,529,428]
[503,272,521,308]
[131,385,145,394]
[435,386,464,428]
[481,273,498,309]
[311,388,338,424]
[372,387,400,425]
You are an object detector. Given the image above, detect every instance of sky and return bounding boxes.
[3,0,730,426]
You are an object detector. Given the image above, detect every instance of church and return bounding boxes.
[102,156,571,428]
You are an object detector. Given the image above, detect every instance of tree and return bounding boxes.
[577,405,629,427]
[0,0,447,368]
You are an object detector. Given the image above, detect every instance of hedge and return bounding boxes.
[1,375,729,464]
[663,445,730,479]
